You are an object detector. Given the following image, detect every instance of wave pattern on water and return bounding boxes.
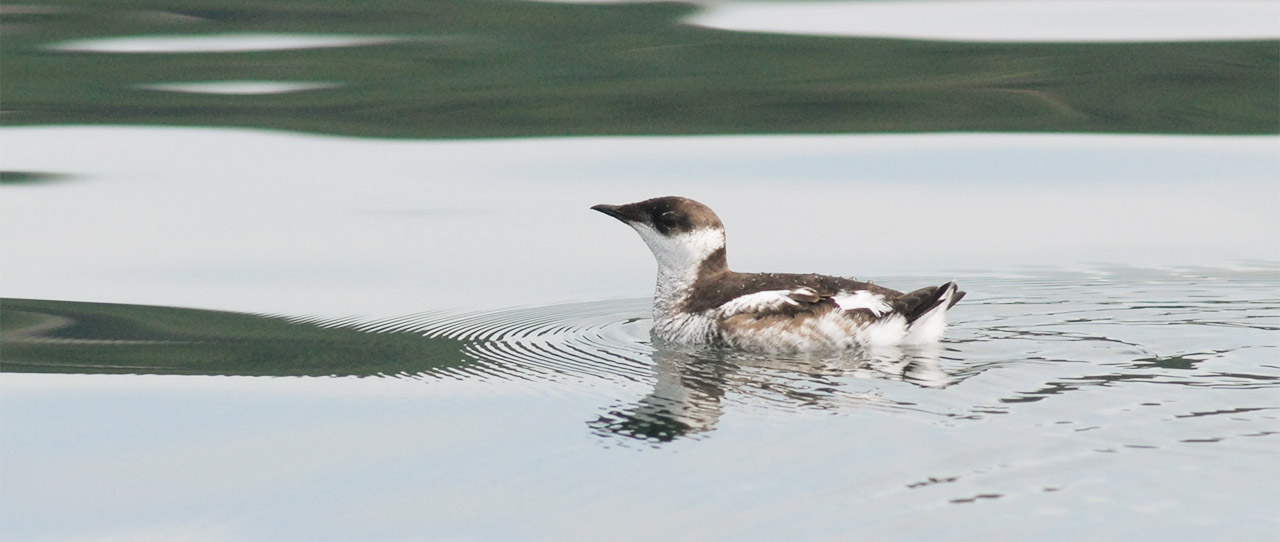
[4,265,1276,445]
[345,299,657,385]
[341,265,1279,443]
[3,268,1276,539]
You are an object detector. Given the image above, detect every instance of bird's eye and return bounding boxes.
[657,211,680,228]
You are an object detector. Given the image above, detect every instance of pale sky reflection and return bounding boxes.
[0,127,1275,317]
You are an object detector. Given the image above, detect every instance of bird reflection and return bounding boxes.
[590,339,953,443]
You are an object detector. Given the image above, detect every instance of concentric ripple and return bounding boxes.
[351,299,657,384]
[352,297,961,389]
[344,298,972,442]
[4,265,1274,445]
[329,265,1280,442]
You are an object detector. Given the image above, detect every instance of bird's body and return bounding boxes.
[593,196,964,353]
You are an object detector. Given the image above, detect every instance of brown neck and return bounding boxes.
[697,247,729,280]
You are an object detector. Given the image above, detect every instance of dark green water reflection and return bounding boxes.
[0,298,470,376]
[0,171,72,185]
[2,0,1276,137]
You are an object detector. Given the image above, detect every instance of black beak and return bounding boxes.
[591,203,632,223]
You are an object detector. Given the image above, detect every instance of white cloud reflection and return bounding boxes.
[686,1,1280,42]
[47,33,407,53]
[137,81,339,95]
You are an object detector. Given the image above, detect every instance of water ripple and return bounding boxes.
[344,265,1279,442]
[4,265,1276,444]
[328,296,965,442]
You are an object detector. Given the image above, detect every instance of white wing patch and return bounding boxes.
[715,289,803,317]
[832,290,892,316]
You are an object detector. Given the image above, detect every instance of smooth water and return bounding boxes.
[3,266,1278,540]
[2,127,1275,318]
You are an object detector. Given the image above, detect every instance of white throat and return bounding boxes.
[628,224,725,306]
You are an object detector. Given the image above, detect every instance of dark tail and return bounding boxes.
[893,281,964,324]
